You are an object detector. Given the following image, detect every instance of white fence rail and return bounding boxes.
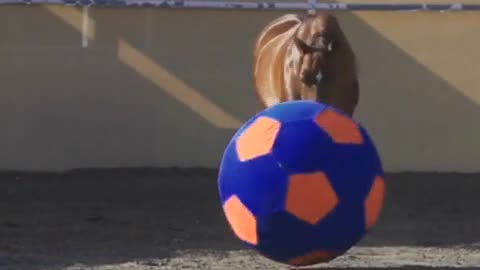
[1,0,480,12]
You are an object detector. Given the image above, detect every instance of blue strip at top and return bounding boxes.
[1,0,480,11]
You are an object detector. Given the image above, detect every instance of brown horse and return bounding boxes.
[253,12,359,116]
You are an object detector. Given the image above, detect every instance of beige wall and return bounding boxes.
[0,6,479,172]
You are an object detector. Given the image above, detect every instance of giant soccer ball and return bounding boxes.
[217,100,386,267]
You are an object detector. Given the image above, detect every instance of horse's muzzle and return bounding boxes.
[300,71,320,86]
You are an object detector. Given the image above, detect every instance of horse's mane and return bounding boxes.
[254,14,302,56]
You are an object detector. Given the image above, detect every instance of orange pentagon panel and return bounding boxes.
[364,176,386,230]
[223,195,258,245]
[288,250,338,266]
[285,172,339,225]
[314,108,363,144]
[235,116,281,162]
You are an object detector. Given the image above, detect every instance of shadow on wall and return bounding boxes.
[336,11,480,172]
[0,6,479,171]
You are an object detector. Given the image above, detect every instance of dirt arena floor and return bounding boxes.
[0,168,479,270]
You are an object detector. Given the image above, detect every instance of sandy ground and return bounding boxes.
[0,168,479,270]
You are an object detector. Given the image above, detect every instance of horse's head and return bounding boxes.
[293,13,340,87]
